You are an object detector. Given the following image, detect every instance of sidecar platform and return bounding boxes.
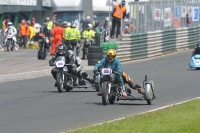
[73,86,88,89]
[117,96,145,101]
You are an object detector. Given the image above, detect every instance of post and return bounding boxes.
[42,11,46,24]
[108,0,111,39]
[29,11,33,26]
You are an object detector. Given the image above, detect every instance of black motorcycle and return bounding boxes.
[38,33,49,60]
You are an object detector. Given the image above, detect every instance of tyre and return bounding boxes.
[145,84,153,105]
[41,49,47,60]
[6,41,10,51]
[102,81,109,105]
[108,88,115,104]
[37,49,42,60]
[88,46,103,53]
[196,68,200,70]
[88,59,101,66]
[87,53,103,59]
[56,72,63,93]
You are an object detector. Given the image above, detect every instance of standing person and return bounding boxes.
[63,22,71,48]
[186,13,190,27]
[81,16,91,33]
[81,24,95,59]
[65,22,81,53]
[5,17,10,28]
[50,20,63,55]
[26,21,36,45]
[110,0,127,38]
[2,18,7,45]
[19,19,29,48]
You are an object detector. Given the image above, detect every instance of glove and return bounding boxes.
[93,70,98,75]
[49,60,54,66]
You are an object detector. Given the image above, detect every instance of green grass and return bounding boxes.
[65,99,200,133]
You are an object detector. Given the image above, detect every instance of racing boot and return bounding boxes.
[82,72,95,84]
[73,78,79,86]
[96,86,102,96]
[121,86,127,97]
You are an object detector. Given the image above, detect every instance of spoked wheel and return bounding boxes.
[108,88,115,104]
[56,72,64,93]
[102,81,109,105]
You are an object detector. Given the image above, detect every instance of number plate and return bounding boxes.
[101,68,112,75]
[7,35,12,38]
[56,61,65,68]
[196,59,200,64]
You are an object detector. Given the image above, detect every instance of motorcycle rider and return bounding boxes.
[49,43,94,86]
[94,60,145,96]
[93,49,127,97]
[65,22,81,54]
[80,24,95,59]
[4,22,18,51]
[192,43,200,56]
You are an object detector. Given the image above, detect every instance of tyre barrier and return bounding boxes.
[87,46,103,66]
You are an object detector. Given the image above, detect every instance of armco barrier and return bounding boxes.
[116,27,200,62]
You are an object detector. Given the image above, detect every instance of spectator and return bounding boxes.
[2,18,7,44]
[186,13,190,27]
[5,17,10,28]
[19,19,29,48]
[81,16,91,32]
[50,20,63,55]
[110,0,127,38]
[26,21,36,45]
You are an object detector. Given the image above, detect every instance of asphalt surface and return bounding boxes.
[0,50,200,133]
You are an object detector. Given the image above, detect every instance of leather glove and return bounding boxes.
[93,70,98,75]
[49,60,54,66]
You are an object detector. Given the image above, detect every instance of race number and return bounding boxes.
[56,61,65,68]
[101,68,112,75]
[195,59,200,64]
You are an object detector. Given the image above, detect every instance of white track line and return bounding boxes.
[66,97,200,132]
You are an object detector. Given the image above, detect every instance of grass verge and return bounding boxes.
[66,98,200,133]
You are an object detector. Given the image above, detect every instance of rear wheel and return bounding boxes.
[108,88,115,104]
[102,81,109,105]
[56,72,63,93]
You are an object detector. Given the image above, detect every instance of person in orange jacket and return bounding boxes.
[19,19,29,48]
[50,20,63,55]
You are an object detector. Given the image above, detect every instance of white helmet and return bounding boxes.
[87,24,93,29]
[67,22,71,27]
[105,17,109,21]
[8,22,12,26]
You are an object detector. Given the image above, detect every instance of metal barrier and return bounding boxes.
[116,27,199,62]
[128,0,200,35]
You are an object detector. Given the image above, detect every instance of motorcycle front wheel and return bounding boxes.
[102,81,109,105]
[56,72,63,93]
